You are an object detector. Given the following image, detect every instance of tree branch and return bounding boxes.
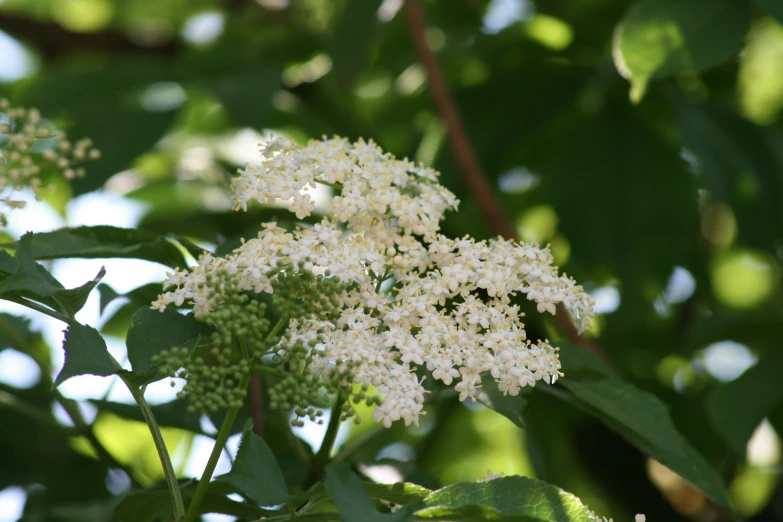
[403,0,608,362]
[0,11,178,61]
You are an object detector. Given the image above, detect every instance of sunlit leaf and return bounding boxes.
[613,0,751,102]
[416,476,596,521]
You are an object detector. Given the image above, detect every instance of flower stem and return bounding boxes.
[184,371,251,522]
[305,396,344,487]
[120,374,185,520]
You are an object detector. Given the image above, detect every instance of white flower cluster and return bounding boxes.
[154,137,594,428]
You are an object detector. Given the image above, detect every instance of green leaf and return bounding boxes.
[364,482,432,505]
[415,476,596,522]
[560,379,731,511]
[478,373,530,430]
[613,0,751,102]
[54,322,116,387]
[326,462,415,522]
[126,307,211,383]
[329,0,384,89]
[215,424,290,506]
[25,226,204,268]
[0,233,64,298]
[708,349,783,455]
[755,0,783,24]
[53,267,106,318]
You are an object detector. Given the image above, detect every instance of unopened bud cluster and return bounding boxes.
[152,346,251,413]
[0,99,99,225]
[154,136,596,428]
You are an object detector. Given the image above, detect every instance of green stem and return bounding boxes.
[184,372,251,522]
[186,317,287,521]
[119,374,185,520]
[1,295,70,323]
[331,425,384,464]
[306,397,345,487]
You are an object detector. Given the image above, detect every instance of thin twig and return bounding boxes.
[403,0,608,362]
[250,369,265,438]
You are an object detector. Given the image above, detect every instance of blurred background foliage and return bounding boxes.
[0,0,782,521]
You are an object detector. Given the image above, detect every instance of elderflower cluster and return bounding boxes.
[0,98,99,225]
[153,136,595,428]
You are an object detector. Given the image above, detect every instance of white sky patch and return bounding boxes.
[0,31,34,83]
[0,486,25,522]
[0,349,40,389]
[181,12,225,45]
[701,341,757,382]
[589,286,621,314]
[482,0,532,34]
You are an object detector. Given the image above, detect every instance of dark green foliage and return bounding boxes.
[1,0,782,520]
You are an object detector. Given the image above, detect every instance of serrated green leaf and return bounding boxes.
[478,373,530,430]
[708,349,783,455]
[364,482,432,505]
[53,266,106,318]
[24,226,204,268]
[326,463,415,522]
[613,0,751,102]
[416,476,596,522]
[215,426,290,506]
[126,307,211,384]
[560,379,731,511]
[54,322,116,387]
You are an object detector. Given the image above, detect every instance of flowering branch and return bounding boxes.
[403,0,608,362]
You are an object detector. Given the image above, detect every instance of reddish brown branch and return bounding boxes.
[403,0,608,362]
[250,373,264,438]
[403,0,516,240]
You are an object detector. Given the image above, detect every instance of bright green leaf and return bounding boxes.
[708,349,783,455]
[364,482,432,506]
[215,424,290,506]
[416,476,596,521]
[561,379,732,511]
[54,322,116,387]
[613,0,751,102]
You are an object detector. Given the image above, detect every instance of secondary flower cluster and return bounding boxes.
[0,99,100,225]
[153,136,594,428]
